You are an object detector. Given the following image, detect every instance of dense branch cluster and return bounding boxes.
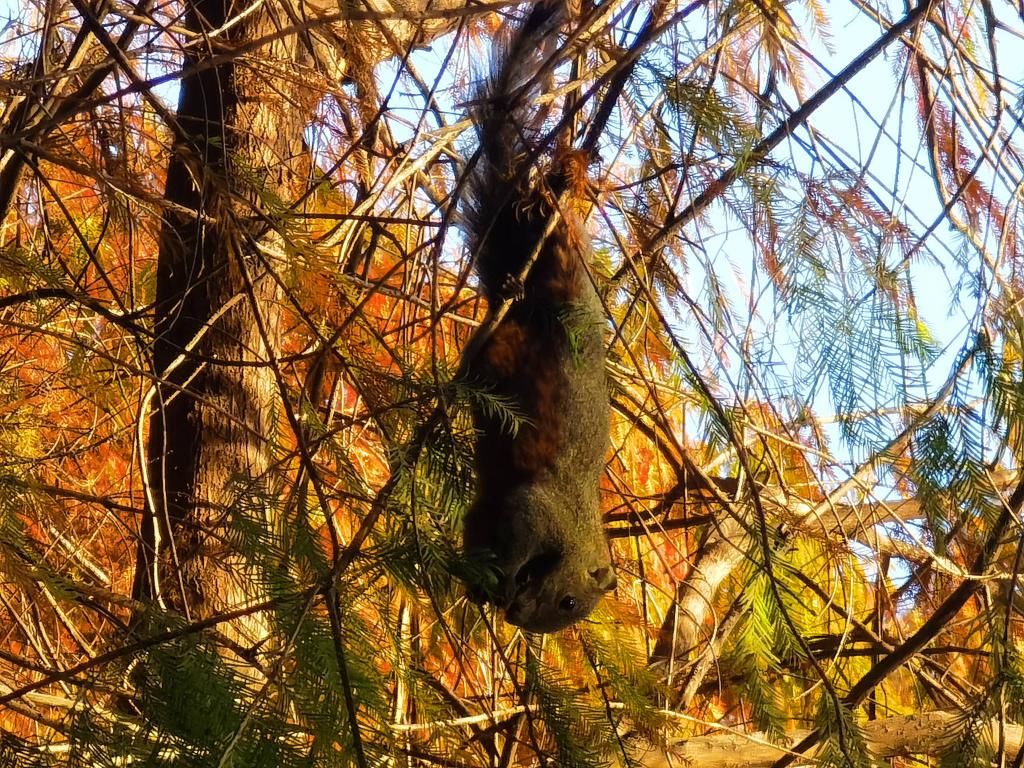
[1,0,1023,765]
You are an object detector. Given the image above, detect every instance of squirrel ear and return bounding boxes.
[590,566,617,593]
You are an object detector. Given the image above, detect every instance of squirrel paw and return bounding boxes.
[466,582,488,606]
[499,274,526,303]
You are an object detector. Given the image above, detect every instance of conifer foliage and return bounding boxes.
[1,0,1024,765]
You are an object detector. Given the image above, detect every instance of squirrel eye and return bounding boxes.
[560,596,577,612]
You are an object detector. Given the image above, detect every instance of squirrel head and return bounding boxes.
[504,549,617,633]
[463,480,616,633]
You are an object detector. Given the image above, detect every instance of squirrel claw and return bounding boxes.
[500,274,526,303]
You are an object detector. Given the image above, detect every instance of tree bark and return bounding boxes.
[132,0,473,635]
[133,0,310,635]
[629,712,1022,768]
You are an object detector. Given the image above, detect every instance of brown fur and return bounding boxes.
[461,3,615,633]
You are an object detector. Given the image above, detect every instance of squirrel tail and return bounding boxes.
[467,1,568,299]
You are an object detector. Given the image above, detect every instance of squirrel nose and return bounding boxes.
[590,566,617,592]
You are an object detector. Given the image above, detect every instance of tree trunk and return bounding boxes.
[133,0,311,638]
[629,712,1022,768]
[133,0,467,637]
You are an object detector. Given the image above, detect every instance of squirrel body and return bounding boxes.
[462,2,616,633]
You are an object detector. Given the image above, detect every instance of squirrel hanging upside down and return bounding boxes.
[461,0,617,633]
